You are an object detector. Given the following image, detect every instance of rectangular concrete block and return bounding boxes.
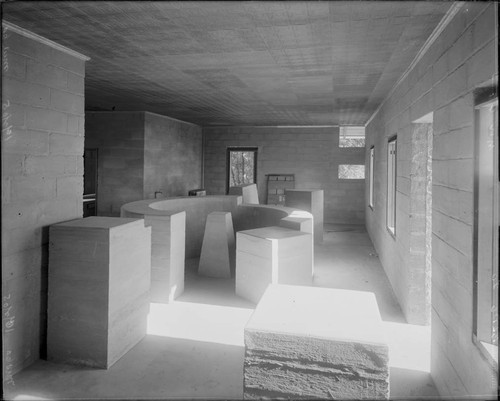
[47,217,151,369]
[236,226,313,304]
[3,77,50,107]
[285,189,324,243]
[144,212,185,303]
[50,88,84,115]
[49,133,84,155]
[26,106,67,133]
[244,285,389,400]
[26,58,68,89]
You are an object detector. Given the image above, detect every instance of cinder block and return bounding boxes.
[3,31,52,63]
[48,217,151,369]
[26,107,67,133]
[49,48,85,76]
[50,89,84,115]
[466,40,497,90]
[49,133,84,155]
[26,59,67,89]
[244,285,389,400]
[11,176,56,202]
[3,77,50,107]
[24,155,77,176]
[67,72,84,95]
[2,129,49,156]
[56,176,83,199]
[2,101,26,128]
[3,50,27,80]
[67,115,80,134]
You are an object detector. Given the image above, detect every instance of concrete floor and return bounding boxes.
[5,223,439,400]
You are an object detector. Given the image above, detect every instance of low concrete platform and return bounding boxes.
[244,284,390,399]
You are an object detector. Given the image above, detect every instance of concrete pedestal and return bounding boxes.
[285,189,324,243]
[198,211,235,278]
[244,284,389,400]
[145,212,185,303]
[47,217,151,369]
[235,226,313,304]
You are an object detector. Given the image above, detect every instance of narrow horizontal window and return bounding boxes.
[339,126,365,147]
[338,164,365,179]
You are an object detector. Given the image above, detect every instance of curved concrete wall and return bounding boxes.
[122,195,312,259]
[121,195,313,303]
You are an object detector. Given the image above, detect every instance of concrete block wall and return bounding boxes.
[365,2,497,397]
[1,28,86,378]
[85,111,203,216]
[144,112,202,199]
[85,112,145,216]
[203,126,365,224]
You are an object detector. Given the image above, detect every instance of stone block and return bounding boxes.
[285,189,324,243]
[198,212,235,278]
[236,226,313,304]
[244,285,389,400]
[47,217,151,369]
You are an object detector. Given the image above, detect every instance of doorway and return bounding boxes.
[83,148,98,217]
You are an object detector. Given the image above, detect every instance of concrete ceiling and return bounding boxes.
[3,1,451,126]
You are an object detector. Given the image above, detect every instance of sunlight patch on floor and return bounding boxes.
[383,321,431,372]
[13,395,50,400]
[147,302,254,347]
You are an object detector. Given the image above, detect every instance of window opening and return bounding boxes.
[339,126,365,147]
[226,147,257,193]
[387,137,397,235]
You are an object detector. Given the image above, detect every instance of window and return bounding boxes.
[339,126,365,147]
[338,164,365,179]
[473,94,498,366]
[387,137,397,235]
[369,146,374,208]
[226,147,257,193]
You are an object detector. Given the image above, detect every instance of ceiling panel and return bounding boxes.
[2,1,452,126]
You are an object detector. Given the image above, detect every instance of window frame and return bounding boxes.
[472,92,498,368]
[387,136,397,237]
[338,164,365,180]
[339,126,366,148]
[369,146,375,209]
[226,147,258,194]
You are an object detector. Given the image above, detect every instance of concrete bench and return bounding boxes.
[244,284,389,400]
[235,226,313,304]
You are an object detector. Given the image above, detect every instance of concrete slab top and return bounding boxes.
[238,226,311,240]
[53,216,145,230]
[285,189,324,194]
[245,284,386,346]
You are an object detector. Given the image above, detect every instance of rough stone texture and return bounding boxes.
[364,3,497,397]
[236,227,313,304]
[244,285,389,400]
[1,29,85,377]
[285,189,324,244]
[47,217,151,369]
[203,126,365,224]
[199,212,235,278]
[85,111,202,216]
[228,183,259,204]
